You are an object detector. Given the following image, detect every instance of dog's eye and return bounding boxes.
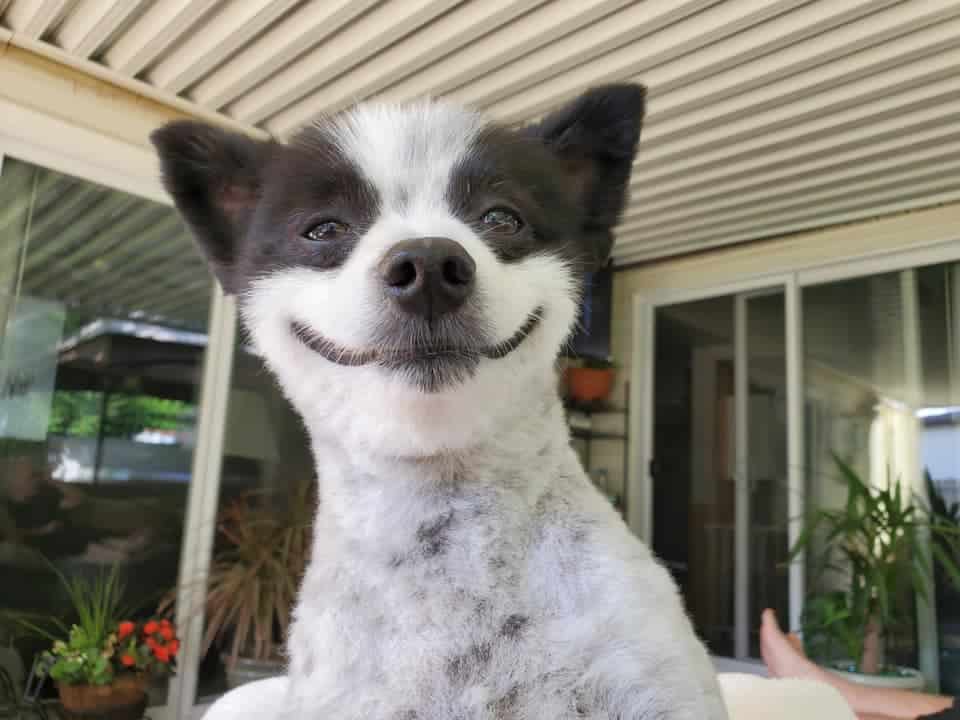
[302,220,349,242]
[481,208,523,235]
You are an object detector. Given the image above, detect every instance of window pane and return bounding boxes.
[653,296,736,656]
[915,263,960,695]
[803,263,960,684]
[194,323,314,702]
[746,291,789,658]
[0,157,212,706]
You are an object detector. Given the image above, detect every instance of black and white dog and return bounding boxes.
[153,84,727,720]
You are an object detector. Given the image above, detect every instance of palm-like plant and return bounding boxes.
[162,478,314,669]
[204,486,312,667]
[792,455,960,674]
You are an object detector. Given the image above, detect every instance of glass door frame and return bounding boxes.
[630,273,802,666]
[630,238,960,685]
[1,104,241,720]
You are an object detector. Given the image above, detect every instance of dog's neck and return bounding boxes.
[305,380,576,559]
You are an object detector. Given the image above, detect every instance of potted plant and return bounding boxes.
[167,480,312,689]
[792,455,960,689]
[566,356,617,404]
[19,565,178,719]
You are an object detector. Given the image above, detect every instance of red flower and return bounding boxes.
[153,645,170,663]
[120,654,135,667]
[159,625,174,641]
[143,621,159,635]
[117,622,135,640]
[168,639,180,656]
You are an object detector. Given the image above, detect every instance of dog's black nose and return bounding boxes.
[379,237,476,320]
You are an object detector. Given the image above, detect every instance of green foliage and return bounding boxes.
[9,563,180,686]
[800,592,865,667]
[13,564,129,686]
[104,394,194,437]
[791,454,960,673]
[48,391,102,438]
[48,390,195,439]
[577,356,616,370]
[47,625,116,686]
[8,563,127,645]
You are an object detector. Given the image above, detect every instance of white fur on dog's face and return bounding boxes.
[242,103,580,457]
[152,86,644,458]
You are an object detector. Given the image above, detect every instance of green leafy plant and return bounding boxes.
[799,592,864,670]
[6,564,179,686]
[791,455,960,674]
[13,564,126,652]
[578,356,616,370]
[46,624,116,686]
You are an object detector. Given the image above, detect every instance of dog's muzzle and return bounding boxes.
[378,237,476,325]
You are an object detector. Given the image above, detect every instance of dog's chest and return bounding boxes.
[285,489,602,719]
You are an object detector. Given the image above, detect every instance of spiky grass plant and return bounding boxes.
[792,455,960,674]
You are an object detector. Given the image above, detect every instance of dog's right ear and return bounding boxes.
[151,121,274,293]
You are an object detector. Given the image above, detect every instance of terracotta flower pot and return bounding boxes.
[57,674,149,720]
[566,367,616,404]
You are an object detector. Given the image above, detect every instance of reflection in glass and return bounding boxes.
[0,157,211,705]
[653,297,736,656]
[652,291,788,659]
[745,291,788,658]
[803,262,960,689]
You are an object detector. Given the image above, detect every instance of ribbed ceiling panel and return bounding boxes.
[2,0,958,264]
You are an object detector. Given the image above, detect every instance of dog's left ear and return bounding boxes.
[527,83,645,267]
[151,120,275,293]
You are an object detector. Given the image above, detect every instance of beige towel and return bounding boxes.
[718,672,857,720]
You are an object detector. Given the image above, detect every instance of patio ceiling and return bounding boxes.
[1,0,959,265]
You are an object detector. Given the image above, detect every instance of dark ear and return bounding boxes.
[150,120,274,293]
[527,83,645,267]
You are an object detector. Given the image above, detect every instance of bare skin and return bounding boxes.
[760,609,955,720]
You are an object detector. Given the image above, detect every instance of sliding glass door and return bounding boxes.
[646,283,791,660]
[803,261,960,691]
[637,252,960,690]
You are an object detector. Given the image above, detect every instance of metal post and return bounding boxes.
[902,269,940,690]
[734,294,750,659]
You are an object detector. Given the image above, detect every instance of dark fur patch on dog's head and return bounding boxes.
[151,84,644,295]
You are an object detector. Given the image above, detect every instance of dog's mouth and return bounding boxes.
[290,307,544,369]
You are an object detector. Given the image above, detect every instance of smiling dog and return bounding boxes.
[153,84,728,720]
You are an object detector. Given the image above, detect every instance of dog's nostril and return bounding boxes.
[385,259,419,289]
[443,257,473,287]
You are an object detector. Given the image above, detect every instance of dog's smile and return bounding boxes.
[290,307,545,368]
